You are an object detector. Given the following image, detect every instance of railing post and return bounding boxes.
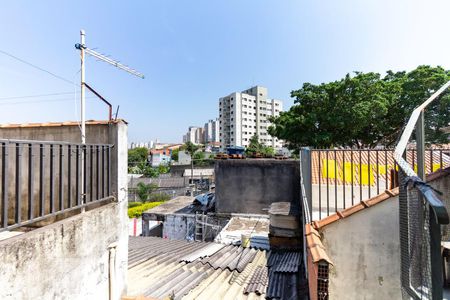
[416,112,426,181]
[416,111,443,299]
[2,142,9,228]
[301,147,312,222]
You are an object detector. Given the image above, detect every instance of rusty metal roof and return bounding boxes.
[127,237,306,300]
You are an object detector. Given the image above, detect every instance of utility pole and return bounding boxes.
[80,30,86,209]
[80,30,86,144]
[75,29,144,206]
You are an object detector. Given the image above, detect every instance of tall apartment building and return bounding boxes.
[204,119,219,144]
[182,126,204,145]
[219,86,283,149]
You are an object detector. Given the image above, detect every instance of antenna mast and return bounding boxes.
[75,29,144,207]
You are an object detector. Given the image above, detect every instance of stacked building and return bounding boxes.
[183,119,219,146]
[219,86,283,149]
[182,86,283,150]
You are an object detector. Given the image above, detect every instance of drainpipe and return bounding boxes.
[108,242,118,300]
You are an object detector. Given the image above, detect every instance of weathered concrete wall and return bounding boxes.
[215,159,300,214]
[0,120,129,299]
[322,197,401,300]
[0,203,126,300]
[162,214,195,241]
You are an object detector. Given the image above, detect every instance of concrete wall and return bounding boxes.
[321,197,401,300]
[0,203,127,300]
[162,214,195,241]
[0,121,125,224]
[0,120,129,299]
[215,159,300,214]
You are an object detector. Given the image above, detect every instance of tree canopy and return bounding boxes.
[128,147,148,165]
[268,65,450,150]
[246,134,276,156]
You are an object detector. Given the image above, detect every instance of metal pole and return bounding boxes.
[80,30,86,145]
[416,112,425,181]
[80,29,86,208]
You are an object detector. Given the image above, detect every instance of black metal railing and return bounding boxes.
[394,81,450,299]
[0,139,113,232]
[301,147,450,221]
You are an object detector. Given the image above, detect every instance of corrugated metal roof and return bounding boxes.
[244,265,268,295]
[180,243,225,262]
[267,251,301,273]
[127,237,306,300]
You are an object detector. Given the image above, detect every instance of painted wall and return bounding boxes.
[215,159,300,214]
[321,197,401,300]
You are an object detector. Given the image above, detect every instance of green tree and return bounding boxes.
[136,182,158,202]
[171,149,179,161]
[268,65,450,150]
[262,146,275,157]
[128,147,148,165]
[183,142,200,183]
[246,134,263,155]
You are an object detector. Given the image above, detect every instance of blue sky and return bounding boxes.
[1,1,450,143]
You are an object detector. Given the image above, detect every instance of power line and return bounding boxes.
[0,49,77,86]
[0,91,76,101]
[0,96,95,106]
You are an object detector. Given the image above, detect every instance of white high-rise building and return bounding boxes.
[204,119,219,144]
[182,126,204,145]
[219,86,283,149]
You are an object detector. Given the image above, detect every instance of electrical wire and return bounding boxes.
[0,96,95,106]
[0,49,76,86]
[0,91,76,101]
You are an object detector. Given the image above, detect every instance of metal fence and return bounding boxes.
[0,139,113,232]
[301,148,450,221]
[394,81,450,299]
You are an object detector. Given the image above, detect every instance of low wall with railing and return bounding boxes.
[301,148,450,221]
[0,120,129,300]
[0,140,112,231]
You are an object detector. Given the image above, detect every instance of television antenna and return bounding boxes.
[75,29,144,206]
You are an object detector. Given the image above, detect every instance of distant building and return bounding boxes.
[129,141,153,149]
[149,149,172,167]
[204,119,219,144]
[183,126,204,145]
[219,86,283,149]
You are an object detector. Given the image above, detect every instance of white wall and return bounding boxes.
[321,197,402,300]
[0,202,128,300]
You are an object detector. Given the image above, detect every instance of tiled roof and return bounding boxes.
[0,119,127,128]
[311,149,450,186]
[127,236,306,300]
[312,165,450,230]
[305,224,332,265]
